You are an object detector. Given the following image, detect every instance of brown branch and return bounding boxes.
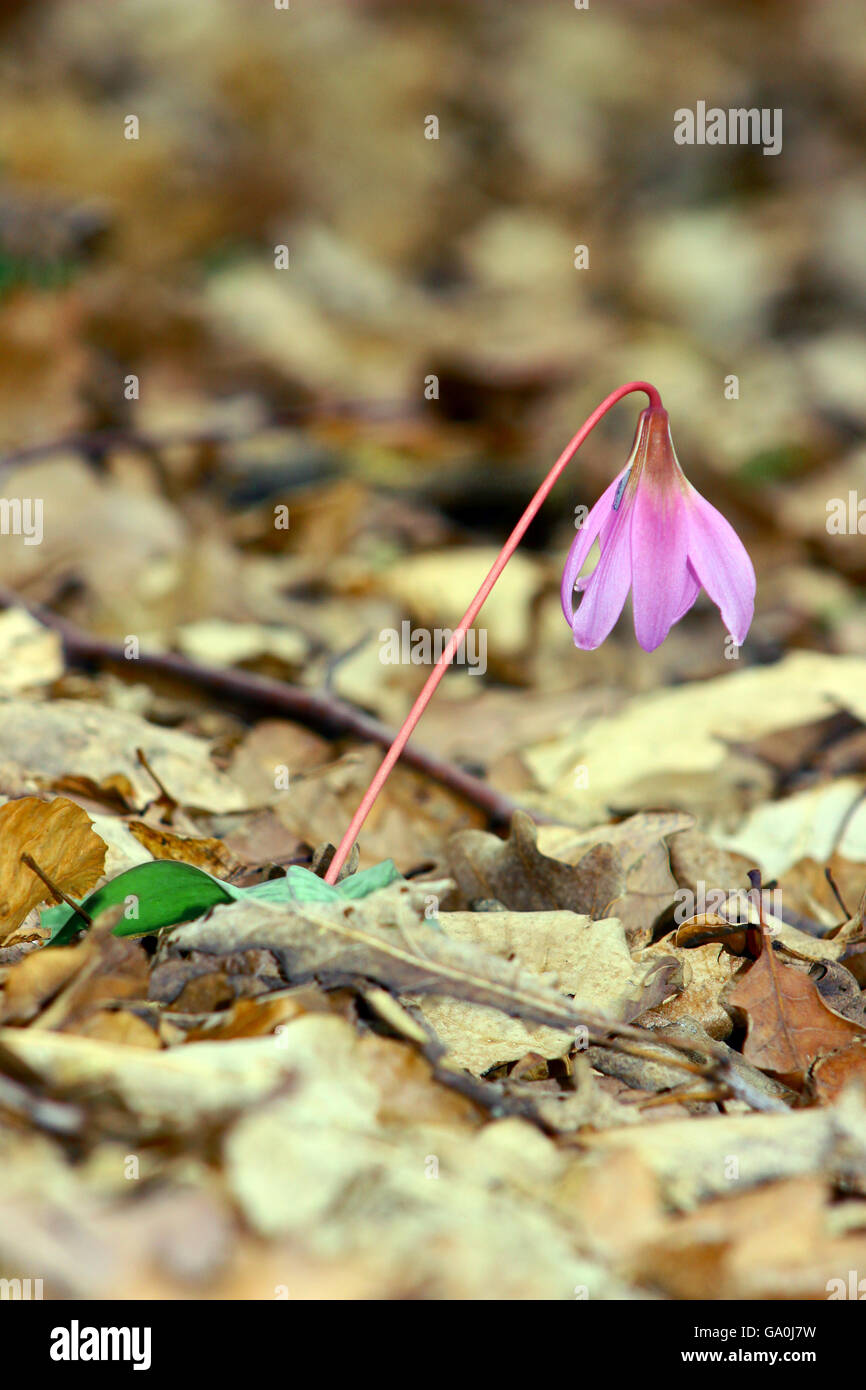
[0,588,537,828]
[21,852,93,926]
[0,397,423,473]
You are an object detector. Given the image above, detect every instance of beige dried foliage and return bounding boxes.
[0,796,105,942]
[412,909,675,1072]
[0,701,246,814]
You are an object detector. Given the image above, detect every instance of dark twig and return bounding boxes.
[825,866,852,921]
[0,397,422,474]
[21,852,93,926]
[0,588,533,827]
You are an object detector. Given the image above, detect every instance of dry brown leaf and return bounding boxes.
[0,795,106,943]
[161,883,646,1046]
[147,947,283,1008]
[727,934,866,1087]
[408,909,679,1072]
[74,1009,162,1049]
[29,917,150,1034]
[778,852,866,929]
[181,993,317,1042]
[539,811,693,945]
[447,810,624,915]
[127,821,241,878]
[581,1091,866,1207]
[624,1177,855,1300]
[0,702,246,814]
[810,1040,866,1104]
[0,945,83,1025]
[275,743,484,872]
[637,938,738,1040]
[0,607,63,693]
[227,720,331,804]
[529,653,866,823]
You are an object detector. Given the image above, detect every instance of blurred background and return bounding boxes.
[3,0,866,1303]
[0,0,863,795]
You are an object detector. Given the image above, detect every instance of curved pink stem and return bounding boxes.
[324,380,661,882]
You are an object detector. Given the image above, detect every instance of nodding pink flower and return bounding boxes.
[326,382,754,883]
[561,406,756,653]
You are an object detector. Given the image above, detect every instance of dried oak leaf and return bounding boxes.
[447,810,624,915]
[0,796,105,942]
[29,914,150,1034]
[0,701,245,813]
[127,822,241,878]
[810,1041,866,1104]
[539,811,693,944]
[162,882,634,1043]
[726,933,866,1088]
[403,909,682,1073]
[812,959,866,1026]
[0,945,83,1024]
[0,909,149,1030]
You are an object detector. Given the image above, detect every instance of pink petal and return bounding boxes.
[672,559,701,625]
[684,489,756,644]
[560,466,629,623]
[630,475,690,652]
[570,497,634,649]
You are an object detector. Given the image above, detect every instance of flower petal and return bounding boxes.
[560,466,629,623]
[630,471,691,652]
[672,559,701,624]
[684,488,756,644]
[570,495,634,649]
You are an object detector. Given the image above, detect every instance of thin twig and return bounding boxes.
[825,865,851,921]
[21,852,93,926]
[0,587,533,827]
[0,397,422,473]
[637,1088,724,1108]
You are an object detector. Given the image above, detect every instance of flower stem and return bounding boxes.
[324,380,661,882]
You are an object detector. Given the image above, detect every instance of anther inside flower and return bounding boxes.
[561,406,756,653]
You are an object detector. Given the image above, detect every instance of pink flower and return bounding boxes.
[561,406,756,652]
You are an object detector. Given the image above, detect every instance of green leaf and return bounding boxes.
[243,867,342,905]
[43,860,238,945]
[335,859,403,898]
[240,861,403,903]
[42,857,405,944]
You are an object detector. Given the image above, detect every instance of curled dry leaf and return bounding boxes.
[1,911,150,1032]
[127,821,242,878]
[810,1040,866,1104]
[812,958,866,1026]
[726,933,866,1088]
[0,796,106,943]
[0,945,83,1025]
[447,809,624,916]
[538,811,693,945]
[676,911,753,957]
[637,938,738,1041]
